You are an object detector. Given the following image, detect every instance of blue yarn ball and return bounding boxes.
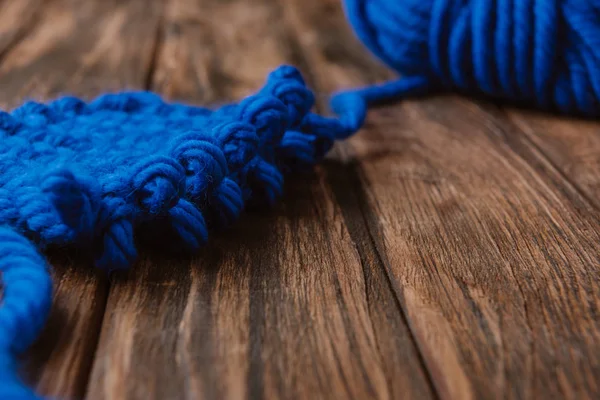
[4,3,600,397]
[334,0,600,117]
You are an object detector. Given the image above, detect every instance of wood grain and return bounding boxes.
[0,0,163,397]
[506,110,600,209]
[0,0,162,107]
[0,0,42,56]
[283,0,600,399]
[21,252,108,399]
[85,0,432,399]
[151,0,307,103]
[4,0,600,398]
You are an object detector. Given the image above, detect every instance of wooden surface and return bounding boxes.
[1,0,598,399]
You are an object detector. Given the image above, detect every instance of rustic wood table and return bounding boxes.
[5,0,599,399]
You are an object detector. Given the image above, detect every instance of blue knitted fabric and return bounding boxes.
[332,0,600,120]
[3,0,600,397]
[0,65,362,398]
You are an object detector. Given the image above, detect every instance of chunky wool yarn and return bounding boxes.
[0,66,361,398]
[332,0,600,119]
[3,0,600,397]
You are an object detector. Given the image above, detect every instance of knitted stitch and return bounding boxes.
[0,66,360,398]
[4,1,600,397]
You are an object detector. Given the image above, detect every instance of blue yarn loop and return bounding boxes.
[332,0,600,118]
[4,1,600,396]
[0,65,362,398]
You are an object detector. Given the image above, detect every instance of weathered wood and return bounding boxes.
[283,0,600,399]
[0,0,42,56]
[151,0,307,103]
[4,0,600,398]
[85,0,431,399]
[323,158,437,400]
[0,0,162,108]
[506,110,600,209]
[0,0,163,397]
[21,252,108,399]
[282,5,437,396]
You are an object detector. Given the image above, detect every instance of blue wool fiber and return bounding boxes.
[0,66,355,398]
[332,0,600,119]
[2,1,600,397]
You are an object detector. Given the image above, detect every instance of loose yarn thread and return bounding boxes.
[2,0,600,397]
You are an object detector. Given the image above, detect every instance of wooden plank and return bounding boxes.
[0,0,164,397]
[21,252,108,398]
[85,0,433,398]
[279,5,435,394]
[323,160,436,400]
[0,0,42,55]
[283,0,600,399]
[150,0,305,103]
[0,0,161,107]
[506,110,600,209]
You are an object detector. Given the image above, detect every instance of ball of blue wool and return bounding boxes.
[336,0,600,117]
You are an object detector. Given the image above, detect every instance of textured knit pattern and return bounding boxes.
[332,0,600,122]
[3,0,600,397]
[0,65,361,399]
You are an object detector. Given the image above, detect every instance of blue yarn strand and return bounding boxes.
[0,228,52,399]
[3,1,600,397]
